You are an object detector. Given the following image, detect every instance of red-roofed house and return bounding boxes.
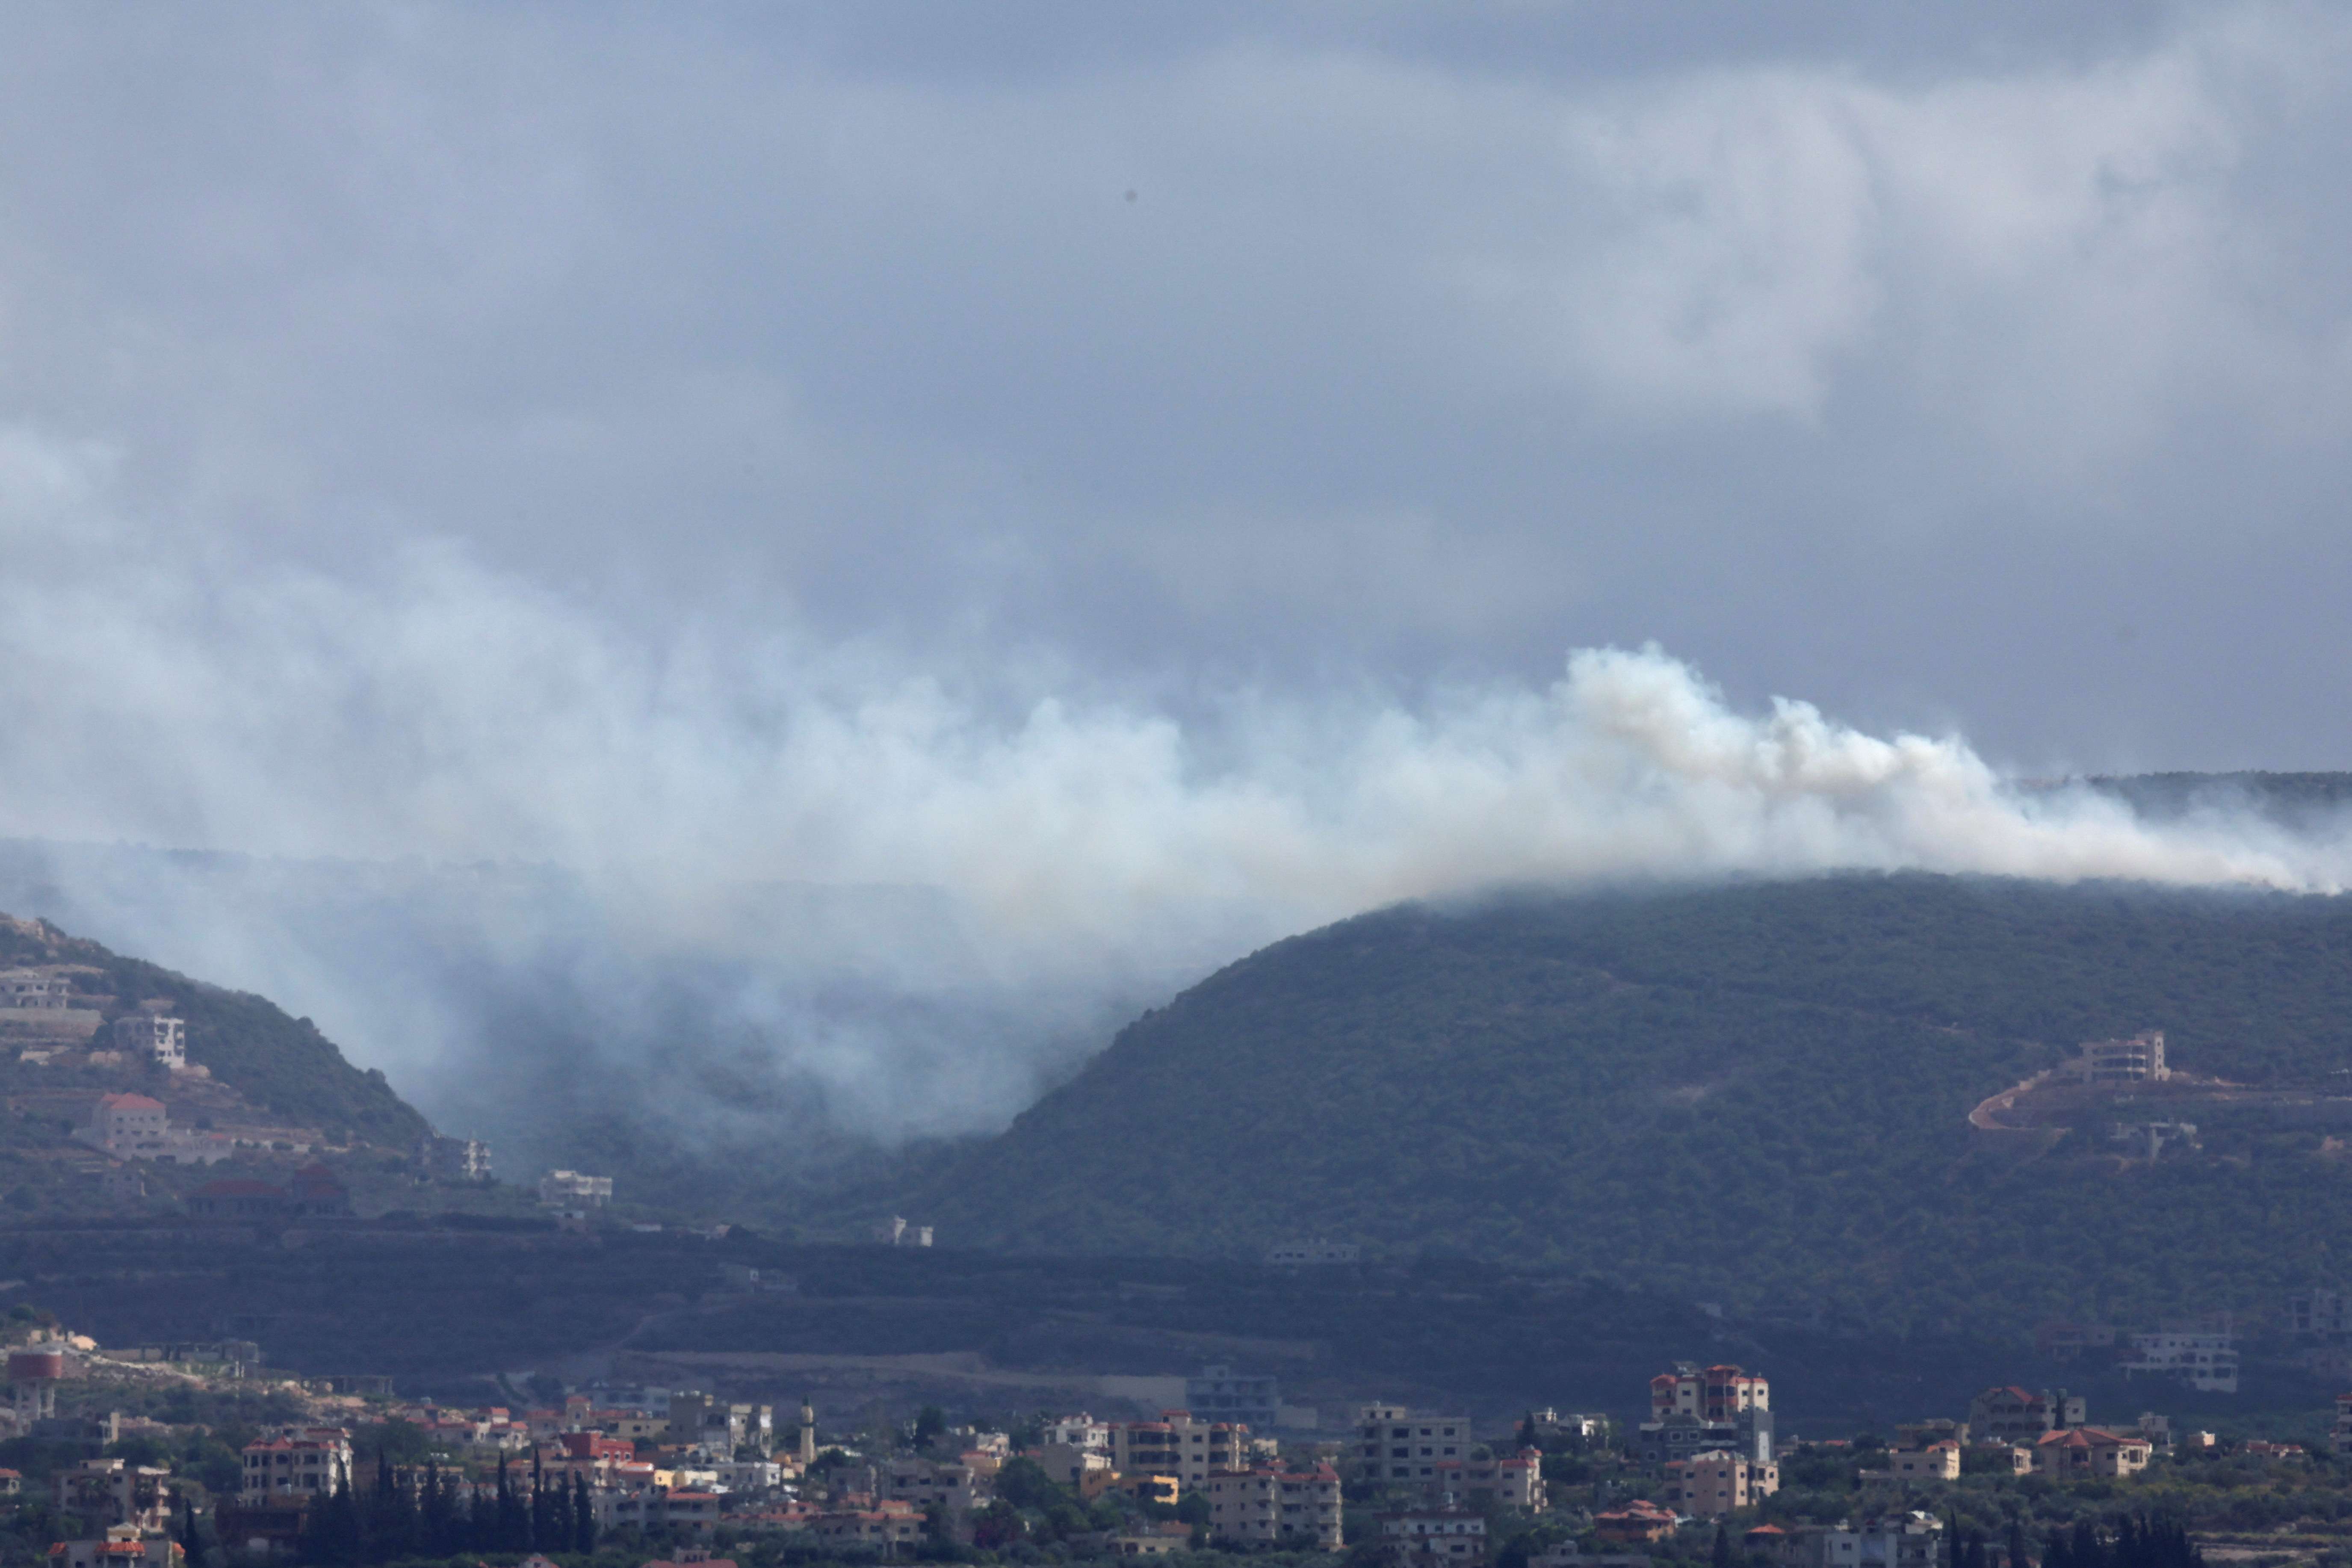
[2030,1427,2151,1477]
[48,1535,181,1568]
[1593,1500,1681,1544]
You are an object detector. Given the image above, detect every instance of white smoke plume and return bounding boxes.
[0,423,2343,1163]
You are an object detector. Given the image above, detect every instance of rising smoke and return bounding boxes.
[0,423,2346,1178]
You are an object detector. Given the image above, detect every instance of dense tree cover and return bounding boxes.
[0,917,428,1146]
[919,873,2352,1335]
[295,1453,599,1564]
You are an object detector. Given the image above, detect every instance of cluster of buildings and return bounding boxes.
[2030,1316,2241,1393]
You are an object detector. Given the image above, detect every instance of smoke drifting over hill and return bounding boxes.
[5,5,2352,1184]
[2,423,2349,1177]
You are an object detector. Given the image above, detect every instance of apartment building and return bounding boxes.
[1652,1363,1769,1421]
[1420,1451,1545,1511]
[240,1428,353,1501]
[1640,1364,1773,1464]
[51,1459,172,1533]
[2068,1031,2170,1083]
[1200,1464,1343,1550]
[1379,1510,1486,1564]
[1664,1449,1779,1518]
[2120,1330,2239,1394]
[1355,1406,1472,1484]
[881,1457,987,1515]
[1111,1414,1248,1484]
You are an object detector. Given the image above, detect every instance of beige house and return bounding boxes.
[1887,1443,1959,1481]
[2031,1428,2151,1477]
[1665,1449,1779,1517]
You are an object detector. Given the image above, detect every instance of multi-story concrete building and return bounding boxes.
[240,1428,352,1501]
[537,1170,613,1207]
[2120,1330,2238,1393]
[1419,1451,1545,1511]
[1201,1464,1343,1550]
[1640,1364,1773,1464]
[1652,1363,1769,1422]
[112,1015,185,1071]
[0,970,74,1009]
[1110,1414,1249,1485]
[1664,1450,1779,1518]
[51,1459,173,1533]
[1355,1406,1471,1484]
[78,1095,168,1159]
[2069,1031,2170,1083]
[1031,1443,1114,1488]
[1966,1388,2085,1443]
[666,1393,772,1453]
[1378,1509,1486,1564]
[1186,1365,1279,1429]
[1787,1515,1946,1568]
[881,1457,987,1515]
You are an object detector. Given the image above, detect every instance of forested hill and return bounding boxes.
[0,914,430,1146]
[917,873,2352,1338]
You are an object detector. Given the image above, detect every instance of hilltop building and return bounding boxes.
[0,970,74,1009]
[2062,1031,2170,1084]
[111,1015,185,1072]
[2120,1328,2239,1393]
[417,1135,491,1181]
[72,1095,228,1166]
[537,1171,612,1207]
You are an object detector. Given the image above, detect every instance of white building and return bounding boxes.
[112,1015,186,1071]
[240,1428,353,1501]
[2121,1330,2239,1393]
[538,1170,613,1207]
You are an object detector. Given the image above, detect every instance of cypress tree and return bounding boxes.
[175,1494,207,1568]
[2009,1518,2031,1568]
[1714,1522,1732,1568]
[573,1470,597,1554]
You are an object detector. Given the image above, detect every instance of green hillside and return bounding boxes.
[918,873,2352,1338]
[0,914,430,1146]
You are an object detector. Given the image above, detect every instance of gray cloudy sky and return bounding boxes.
[9,2,2352,1149]
[3,1,2348,774]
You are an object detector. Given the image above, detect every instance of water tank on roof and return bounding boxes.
[7,1350,65,1382]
